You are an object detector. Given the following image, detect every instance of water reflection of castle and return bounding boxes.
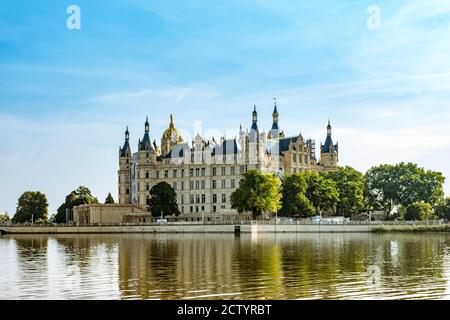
[5,234,448,299]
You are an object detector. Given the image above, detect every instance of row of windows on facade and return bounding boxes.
[161,193,227,205]
[182,205,226,214]
[144,193,229,206]
[122,165,248,182]
[140,152,251,163]
[147,179,237,191]
[293,154,310,163]
[122,179,238,196]
[179,193,228,204]
[153,165,246,179]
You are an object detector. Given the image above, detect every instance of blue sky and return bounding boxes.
[1,0,450,215]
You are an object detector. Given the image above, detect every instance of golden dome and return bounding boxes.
[162,114,183,143]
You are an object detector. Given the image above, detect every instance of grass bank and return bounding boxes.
[373,223,450,233]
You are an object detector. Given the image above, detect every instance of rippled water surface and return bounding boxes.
[1,233,450,300]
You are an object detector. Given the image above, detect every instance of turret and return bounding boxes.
[249,105,260,140]
[139,116,155,152]
[268,99,280,140]
[118,126,132,204]
[119,126,131,158]
[251,105,258,131]
[320,120,338,168]
[145,116,150,133]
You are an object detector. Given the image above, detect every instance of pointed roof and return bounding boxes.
[322,120,337,154]
[140,117,154,151]
[321,135,337,153]
[251,105,258,131]
[120,127,131,157]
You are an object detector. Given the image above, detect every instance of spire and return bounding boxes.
[169,114,174,128]
[269,98,280,139]
[239,123,244,135]
[251,105,258,131]
[120,126,131,157]
[140,116,154,151]
[321,119,337,154]
[145,116,150,133]
[125,126,129,141]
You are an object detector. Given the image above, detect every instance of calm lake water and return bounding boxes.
[1,233,450,300]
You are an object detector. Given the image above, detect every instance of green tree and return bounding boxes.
[55,186,99,223]
[435,197,450,220]
[48,214,57,223]
[12,191,48,223]
[404,201,434,221]
[0,212,10,224]
[365,164,398,215]
[148,182,180,218]
[105,193,115,204]
[395,163,445,207]
[326,166,364,217]
[231,169,282,219]
[280,174,315,218]
[365,163,445,215]
[302,171,339,215]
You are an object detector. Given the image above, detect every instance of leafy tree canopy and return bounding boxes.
[302,171,339,215]
[279,173,315,218]
[12,191,48,223]
[365,163,445,215]
[326,166,364,217]
[148,182,180,218]
[231,169,282,219]
[55,186,99,223]
[0,212,10,224]
[105,193,115,204]
[435,197,450,220]
[403,201,435,221]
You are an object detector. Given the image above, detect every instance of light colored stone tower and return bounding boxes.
[118,127,132,204]
[320,120,339,169]
[268,100,284,140]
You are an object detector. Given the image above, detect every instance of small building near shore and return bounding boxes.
[73,204,150,224]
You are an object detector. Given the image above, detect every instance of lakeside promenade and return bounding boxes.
[1,220,448,235]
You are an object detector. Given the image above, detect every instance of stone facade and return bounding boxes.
[118,103,339,218]
[73,204,149,224]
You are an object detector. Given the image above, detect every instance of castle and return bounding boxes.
[117,103,339,220]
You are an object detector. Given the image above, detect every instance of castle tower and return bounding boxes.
[248,106,260,166]
[118,126,132,204]
[320,120,339,168]
[161,114,183,157]
[138,116,154,152]
[268,99,280,140]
